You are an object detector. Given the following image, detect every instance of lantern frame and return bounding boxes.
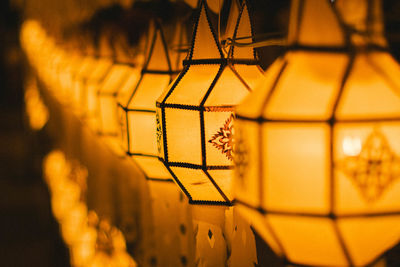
[117,19,181,181]
[156,0,263,205]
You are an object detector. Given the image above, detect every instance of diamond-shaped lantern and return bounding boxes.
[117,19,184,180]
[234,0,400,266]
[156,0,263,204]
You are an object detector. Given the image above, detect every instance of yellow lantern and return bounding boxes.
[84,32,114,131]
[56,37,83,105]
[117,20,183,180]
[156,0,263,204]
[97,34,134,137]
[71,37,97,116]
[24,74,49,130]
[234,0,400,266]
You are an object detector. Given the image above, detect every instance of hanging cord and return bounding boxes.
[169,32,286,54]
[218,0,222,46]
[222,32,286,49]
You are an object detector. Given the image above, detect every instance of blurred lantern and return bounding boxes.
[71,36,97,116]
[97,33,133,138]
[47,44,66,93]
[156,0,263,204]
[84,31,113,131]
[61,202,88,246]
[70,211,99,267]
[87,219,137,267]
[24,74,49,130]
[234,0,400,266]
[117,19,184,180]
[58,38,83,105]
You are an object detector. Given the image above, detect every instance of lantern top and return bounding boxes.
[288,0,387,50]
[142,19,174,74]
[185,0,258,64]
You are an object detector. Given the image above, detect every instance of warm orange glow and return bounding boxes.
[234,0,400,266]
[156,0,263,203]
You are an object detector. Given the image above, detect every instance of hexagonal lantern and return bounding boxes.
[117,19,184,180]
[84,33,114,131]
[234,0,400,266]
[72,39,97,116]
[156,0,263,204]
[97,35,134,137]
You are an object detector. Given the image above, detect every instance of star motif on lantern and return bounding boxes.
[208,114,235,161]
[337,130,400,202]
[156,111,163,154]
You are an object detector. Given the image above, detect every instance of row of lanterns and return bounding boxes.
[21,0,400,266]
[43,150,137,267]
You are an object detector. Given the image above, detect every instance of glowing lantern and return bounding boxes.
[234,0,400,266]
[71,39,97,115]
[58,38,83,104]
[61,202,88,246]
[24,75,49,130]
[97,34,134,137]
[47,46,66,93]
[117,20,183,180]
[84,33,113,131]
[87,219,137,267]
[156,0,263,204]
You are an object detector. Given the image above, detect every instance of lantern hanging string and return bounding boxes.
[169,32,286,53]
[218,0,222,46]
[221,33,286,48]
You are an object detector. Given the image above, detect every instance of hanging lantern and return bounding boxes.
[97,36,133,137]
[234,0,400,266]
[84,32,114,131]
[156,0,263,204]
[117,19,184,180]
[58,38,83,105]
[71,37,97,116]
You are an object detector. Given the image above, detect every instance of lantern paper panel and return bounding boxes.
[234,0,400,266]
[97,63,131,136]
[156,0,263,204]
[117,20,180,180]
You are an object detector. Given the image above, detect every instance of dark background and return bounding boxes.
[0,1,70,266]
